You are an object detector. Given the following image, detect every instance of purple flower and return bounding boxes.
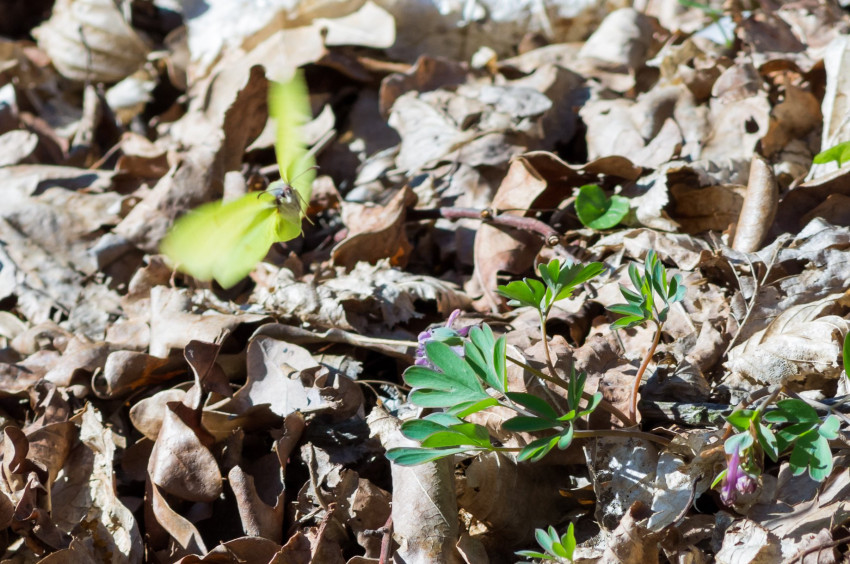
[720,445,757,506]
[415,309,469,368]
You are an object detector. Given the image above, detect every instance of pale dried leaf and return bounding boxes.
[732,155,778,253]
[33,0,150,83]
[716,519,782,564]
[262,261,470,331]
[724,296,848,395]
[367,406,465,564]
[0,130,38,165]
[585,437,658,531]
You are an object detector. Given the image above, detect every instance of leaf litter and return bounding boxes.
[1,1,850,563]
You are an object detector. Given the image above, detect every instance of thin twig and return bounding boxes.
[378,515,394,564]
[793,533,850,563]
[406,207,561,246]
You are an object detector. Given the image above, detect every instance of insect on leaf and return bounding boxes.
[160,73,314,288]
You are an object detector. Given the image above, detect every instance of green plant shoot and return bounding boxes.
[160,73,315,288]
[517,523,576,563]
[813,140,850,167]
[574,184,629,230]
[385,259,605,466]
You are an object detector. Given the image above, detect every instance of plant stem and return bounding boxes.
[539,311,559,381]
[629,319,663,425]
[507,355,632,427]
[508,356,568,390]
[491,428,671,448]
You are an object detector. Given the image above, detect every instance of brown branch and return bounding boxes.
[406,207,562,246]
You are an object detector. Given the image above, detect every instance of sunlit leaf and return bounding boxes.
[575,184,629,230]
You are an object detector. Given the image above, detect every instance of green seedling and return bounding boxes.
[813,140,850,167]
[385,259,606,465]
[574,184,629,230]
[606,250,686,423]
[517,523,576,563]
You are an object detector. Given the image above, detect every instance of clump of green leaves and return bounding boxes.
[813,140,850,167]
[713,395,841,504]
[517,523,576,563]
[500,258,605,325]
[712,332,849,501]
[606,250,686,423]
[574,184,629,231]
[385,259,605,466]
[765,400,839,481]
[607,250,685,330]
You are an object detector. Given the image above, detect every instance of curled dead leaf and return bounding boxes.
[732,155,778,252]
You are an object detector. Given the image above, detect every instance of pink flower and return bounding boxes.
[720,445,757,505]
[415,310,468,368]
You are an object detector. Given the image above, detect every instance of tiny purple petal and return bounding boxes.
[446,309,462,327]
[414,310,469,370]
[720,448,742,505]
[418,328,433,344]
[720,445,758,506]
[735,473,757,495]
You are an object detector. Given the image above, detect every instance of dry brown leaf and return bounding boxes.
[130,388,186,441]
[115,132,169,180]
[593,227,712,272]
[456,452,580,550]
[724,296,848,397]
[761,84,820,158]
[262,260,469,331]
[715,519,782,564]
[368,405,465,564]
[115,64,270,254]
[777,167,850,232]
[229,465,284,543]
[148,287,269,359]
[101,350,182,398]
[586,437,658,531]
[471,155,552,311]
[146,480,207,556]
[648,430,720,531]
[732,155,778,252]
[622,165,680,231]
[380,55,468,116]
[579,8,655,72]
[33,0,150,83]
[747,462,850,562]
[68,405,142,563]
[148,401,222,503]
[42,336,110,388]
[701,64,771,164]
[801,193,850,228]
[228,335,318,418]
[670,182,746,234]
[602,501,664,564]
[332,186,417,269]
